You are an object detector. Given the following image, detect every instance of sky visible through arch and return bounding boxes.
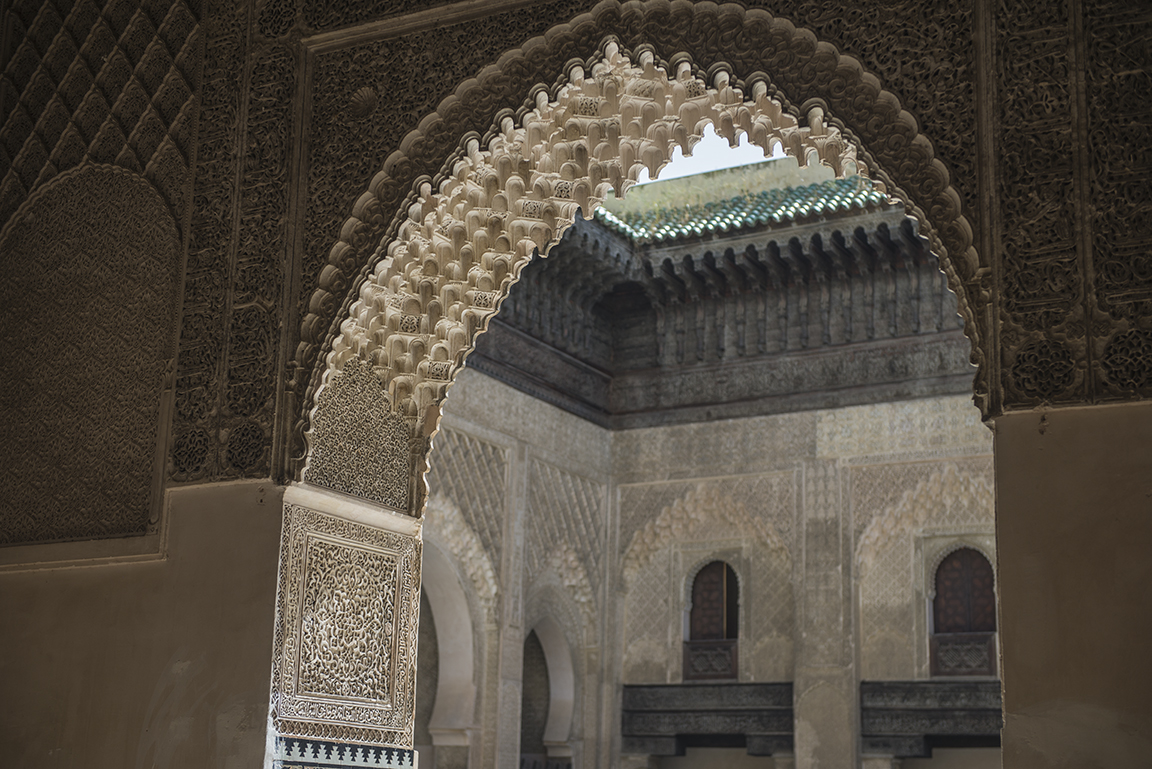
[635,124,788,185]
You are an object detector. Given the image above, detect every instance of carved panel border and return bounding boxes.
[272,503,421,748]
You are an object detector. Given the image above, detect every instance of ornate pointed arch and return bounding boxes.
[297,4,987,506]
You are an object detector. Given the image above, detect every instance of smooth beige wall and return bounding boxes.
[995,403,1152,767]
[0,480,282,768]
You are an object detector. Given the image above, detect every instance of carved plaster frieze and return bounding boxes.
[271,502,421,748]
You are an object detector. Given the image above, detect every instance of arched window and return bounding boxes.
[930,547,998,677]
[520,629,550,769]
[684,561,739,680]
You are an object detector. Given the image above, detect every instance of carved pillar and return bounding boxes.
[493,443,529,768]
[269,484,422,768]
[793,459,858,769]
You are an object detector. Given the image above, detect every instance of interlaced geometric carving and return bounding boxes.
[0,0,200,228]
[426,427,508,567]
[626,547,670,645]
[857,463,994,679]
[526,459,605,595]
[0,164,180,544]
[931,634,996,677]
[618,482,695,560]
[621,477,794,683]
[851,456,992,547]
[1009,339,1076,400]
[537,543,599,634]
[1102,327,1152,392]
[749,545,795,679]
[423,494,499,615]
[624,481,790,582]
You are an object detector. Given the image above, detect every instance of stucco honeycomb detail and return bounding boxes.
[297,4,988,451]
[321,43,862,449]
[301,26,988,480]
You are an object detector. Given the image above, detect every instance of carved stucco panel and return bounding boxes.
[304,359,414,512]
[0,164,181,544]
[423,492,499,617]
[272,503,421,748]
[526,458,606,597]
[1086,2,1152,401]
[426,426,509,568]
[172,8,292,484]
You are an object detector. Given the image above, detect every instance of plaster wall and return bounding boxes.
[995,403,1152,768]
[0,480,282,769]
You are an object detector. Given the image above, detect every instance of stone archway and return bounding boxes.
[300,40,981,512]
[291,0,991,480]
[272,18,988,762]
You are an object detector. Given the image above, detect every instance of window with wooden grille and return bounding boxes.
[930,547,997,677]
[683,561,739,680]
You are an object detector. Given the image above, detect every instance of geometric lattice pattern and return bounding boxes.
[856,462,995,679]
[0,0,200,228]
[621,475,795,684]
[427,427,507,568]
[526,458,605,594]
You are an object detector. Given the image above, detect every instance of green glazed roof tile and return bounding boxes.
[596,176,888,245]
